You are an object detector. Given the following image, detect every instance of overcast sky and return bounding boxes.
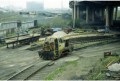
[0,0,70,9]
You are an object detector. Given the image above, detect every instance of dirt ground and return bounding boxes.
[51,42,120,80]
[0,41,120,80]
[0,45,41,79]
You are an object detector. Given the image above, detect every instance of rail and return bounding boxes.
[8,61,52,80]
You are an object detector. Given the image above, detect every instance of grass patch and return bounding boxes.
[86,56,120,80]
[45,61,78,80]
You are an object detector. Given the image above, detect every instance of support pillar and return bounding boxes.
[110,7,114,26]
[72,6,77,19]
[105,6,110,31]
[105,6,114,31]
[75,6,77,19]
[86,6,90,24]
[73,4,76,28]
[72,8,74,19]
[73,6,77,20]
[115,6,118,20]
[91,9,95,22]
[76,6,80,19]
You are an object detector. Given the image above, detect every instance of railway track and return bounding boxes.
[27,34,120,51]
[28,41,120,80]
[7,61,52,80]
[6,35,120,80]
[71,36,120,50]
[70,35,118,43]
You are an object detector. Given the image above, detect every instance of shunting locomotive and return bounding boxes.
[38,31,73,60]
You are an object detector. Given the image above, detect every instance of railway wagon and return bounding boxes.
[38,31,73,60]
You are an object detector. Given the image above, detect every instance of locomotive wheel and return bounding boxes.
[43,56,47,60]
[51,56,55,60]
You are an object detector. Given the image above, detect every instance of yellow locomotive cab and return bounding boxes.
[38,31,73,60]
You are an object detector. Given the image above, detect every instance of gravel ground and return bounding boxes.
[0,41,120,80]
[28,41,120,80]
[52,42,120,80]
[0,45,41,79]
